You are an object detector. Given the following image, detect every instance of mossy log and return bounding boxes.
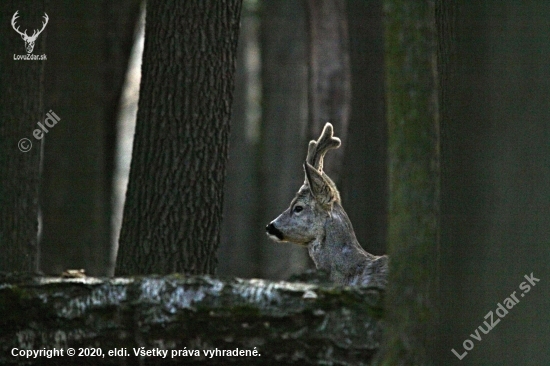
[0,273,383,365]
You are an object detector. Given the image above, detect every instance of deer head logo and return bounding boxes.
[11,11,49,54]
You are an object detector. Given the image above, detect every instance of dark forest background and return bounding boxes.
[0,0,548,364]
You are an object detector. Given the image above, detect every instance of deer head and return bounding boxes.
[265,123,341,245]
[266,123,389,287]
[12,11,49,54]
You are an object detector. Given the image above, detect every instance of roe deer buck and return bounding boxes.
[266,123,388,287]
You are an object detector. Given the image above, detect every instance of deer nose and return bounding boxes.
[266,222,284,240]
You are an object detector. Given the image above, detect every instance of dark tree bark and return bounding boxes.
[306,0,351,181]
[0,1,45,272]
[258,0,310,280]
[376,1,439,364]
[40,0,141,276]
[116,1,243,276]
[0,274,383,365]
[341,0,387,256]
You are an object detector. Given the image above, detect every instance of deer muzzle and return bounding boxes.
[266,222,284,241]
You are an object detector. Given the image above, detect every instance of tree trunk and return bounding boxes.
[437,2,550,364]
[0,1,45,272]
[258,0,310,280]
[341,0,387,256]
[0,274,383,365]
[306,0,351,181]
[116,0,243,276]
[377,1,439,364]
[40,0,140,276]
[218,3,261,278]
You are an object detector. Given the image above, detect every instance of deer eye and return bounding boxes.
[293,205,303,213]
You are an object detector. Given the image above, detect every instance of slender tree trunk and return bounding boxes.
[377,1,440,364]
[258,0,310,280]
[40,0,140,276]
[306,0,351,181]
[0,1,45,272]
[218,3,261,278]
[341,0,387,256]
[116,0,243,276]
[102,1,143,271]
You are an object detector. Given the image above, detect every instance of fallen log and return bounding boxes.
[0,273,383,365]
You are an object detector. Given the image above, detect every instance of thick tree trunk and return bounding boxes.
[306,0,351,181]
[437,2,550,364]
[40,0,140,276]
[258,0,310,279]
[377,1,439,364]
[0,274,383,365]
[116,0,243,276]
[0,1,45,272]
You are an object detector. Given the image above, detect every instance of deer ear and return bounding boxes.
[304,162,336,210]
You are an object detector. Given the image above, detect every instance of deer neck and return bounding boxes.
[308,203,374,285]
